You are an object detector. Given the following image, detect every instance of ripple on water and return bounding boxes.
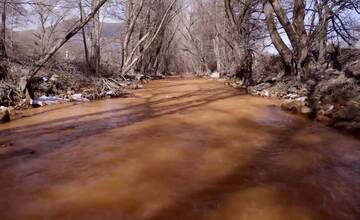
[255,106,294,128]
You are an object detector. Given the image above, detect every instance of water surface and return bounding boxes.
[0,78,359,220]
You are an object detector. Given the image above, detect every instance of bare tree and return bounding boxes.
[310,0,360,64]
[32,0,68,58]
[261,0,360,78]
[120,0,145,70]
[0,0,7,79]
[224,0,259,85]
[21,0,109,97]
[1,0,7,58]
[261,0,309,78]
[119,0,179,76]
[79,0,90,68]
[90,0,101,75]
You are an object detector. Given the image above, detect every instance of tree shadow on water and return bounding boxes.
[2,86,241,134]
[140,122,360,220]
[0,87,243,166]
[1,80,359,220]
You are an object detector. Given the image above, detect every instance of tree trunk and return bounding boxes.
[224,0,255,85]
[242,24,254,85]
[317,1,330,65]
[262,0,292,67]
[121,0,177,76]
[91,0,101,75]
[262,0,311,77]
[293,0,309,79]
[121,0,145,70]
[0,0,8,80]
[213,35,221,72]
[79,1,90,69]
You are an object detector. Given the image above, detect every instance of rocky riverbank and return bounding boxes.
[0,60,165,123]
[247,68,360,134]
[210,49,360,135]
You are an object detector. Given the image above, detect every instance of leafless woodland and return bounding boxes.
[0,0,359,102]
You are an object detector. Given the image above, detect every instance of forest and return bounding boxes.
[0,1,360,219]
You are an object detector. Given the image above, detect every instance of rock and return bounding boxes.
[262,90,270,97]
[262,76,276,83]
[284,94,299,99]
[128,84,144,90]
[336,105,360,121]
[316,113,335,126]
[345,60,360,79]
[306,79,316,87]
[281,99,306,113]
[229,81,244,89]
[253,83,272,91]
[299,88,309,96]
[106,91,115,96]
[288,86,298,94]
[346,100,360,108]
[30,99,44,107]
[18,76,27,93]
[50,74,59,82]
[155,73,165,79]
[229,82,237,88]
[322,104,335,116]
[19,76,32,100]
[246,87,258,96]
[135,74,145,81]
[281,95,311,115]
[300,106,312,115]
[66,90,75,95]
[210,72,220,79]
[31,95,67,107]
[7,106,15,115]
[314,73,358,105]
[296,96,308,103]
[106,90,124,98]
[70,94,90,102]
[334,121,360,133]
[0,106,10,123]
[71,93,82,101]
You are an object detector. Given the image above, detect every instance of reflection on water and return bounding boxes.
[0,78,360,220]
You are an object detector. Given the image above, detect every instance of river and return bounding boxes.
[0,78,359,220]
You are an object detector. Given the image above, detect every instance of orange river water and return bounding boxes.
[0,78,359,220]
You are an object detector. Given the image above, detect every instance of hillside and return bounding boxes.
[11,21,123,60]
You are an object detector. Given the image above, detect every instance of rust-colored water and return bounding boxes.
[0,78,360,220]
